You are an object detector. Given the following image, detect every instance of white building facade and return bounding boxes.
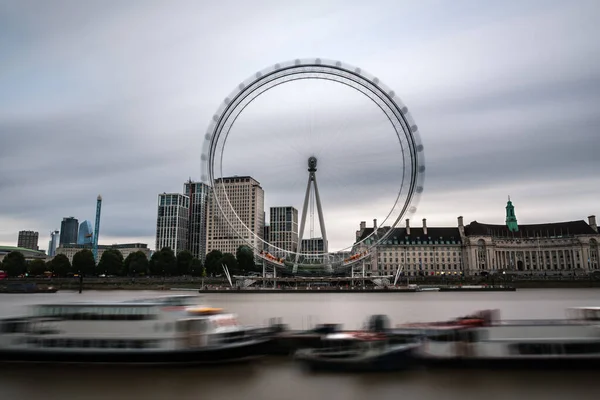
[206,176,264,256]
[56,243,151,264]
[355,219,463,277]
[355,200,599,277]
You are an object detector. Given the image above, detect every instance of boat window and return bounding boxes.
[511,343,572,355]
[429,331,458,342]
[563,342,600,354]
[35,306,157,321]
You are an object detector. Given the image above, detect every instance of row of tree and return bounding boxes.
[0,245,262,278]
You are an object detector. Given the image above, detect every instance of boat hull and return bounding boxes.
[296,345,419,372]
[419,356,600,370]
[0,339,269,366]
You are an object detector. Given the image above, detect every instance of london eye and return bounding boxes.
[201,58,425,273]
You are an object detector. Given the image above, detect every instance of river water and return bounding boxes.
[1,289,600,400]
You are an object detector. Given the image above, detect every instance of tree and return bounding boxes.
[236,245,255,273]
[149,247,176,276]
[29,259,47,277]
[219,252,239,275]
[176,250,194,276]
[98,249,124,276]
[2,251,27,277]
[205,250,223,276]
[190,258,204,277]
[72,249,96,276]
[51,254,71,277]
[124,251,149,276]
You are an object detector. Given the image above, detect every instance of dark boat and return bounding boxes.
[293,315,421,372]
[0,282,57,294]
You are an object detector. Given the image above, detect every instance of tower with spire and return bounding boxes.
[506,196,518,232]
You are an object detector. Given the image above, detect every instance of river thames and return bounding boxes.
[1,289,600,400]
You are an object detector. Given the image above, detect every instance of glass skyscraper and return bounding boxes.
[184,180,210,261]
[60,217,79,245]
[77,220,94,245]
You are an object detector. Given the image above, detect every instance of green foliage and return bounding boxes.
[72,249,96,276]
[205,250,223,276]
[98,249,124,276]
[236,245,256,273]
[51,254,71,276]
[2,251,27,276]
[219,252,239,275]
[176,250,194,276]
[149,247,177,276]
[28,259,47,276]
[189,258,204,277]
[124,251,149,276]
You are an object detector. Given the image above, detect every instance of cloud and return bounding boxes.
[1,0,599,252]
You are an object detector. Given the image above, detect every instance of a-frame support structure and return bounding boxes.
[294,156,330,273]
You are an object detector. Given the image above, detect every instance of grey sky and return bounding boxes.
[1,0,599,252]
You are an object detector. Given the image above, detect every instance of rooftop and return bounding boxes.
[357,227,462,244]
[0,246,46,255]
[465,220,596,238]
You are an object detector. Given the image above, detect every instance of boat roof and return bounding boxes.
[399,323,472,331]
[33,295,204,308]
[325,332,386,341]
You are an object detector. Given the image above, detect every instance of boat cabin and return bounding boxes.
[568,307,600,322]
[0,295,253,352]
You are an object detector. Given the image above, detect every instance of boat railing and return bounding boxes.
[492,319,595,326]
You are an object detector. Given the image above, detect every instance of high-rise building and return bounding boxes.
[206,176,264,256]
[269,206,298,255]
[155,193,189,254]
[48,230,59,257]
[17,230,39,250]
[301,238,325,253]
[184,180,210,261]
[59,217,79,245]
[263,225,270,251]
[301,237,325,262]
[77,220,94,245]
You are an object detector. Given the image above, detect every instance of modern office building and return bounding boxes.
[184,180,210,261]
[263,225,270,251]
[206,176,264,256]
[47,230,59,257]
[59,217,79,245]
[17,230,39,251]
[77,220,94,245]
[301,237,325,262]
[155,193,189,254]
[269,206,298,256]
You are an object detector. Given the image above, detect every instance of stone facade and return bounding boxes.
[355,202,599,277]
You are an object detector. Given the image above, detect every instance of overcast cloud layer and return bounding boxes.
[1,0,599,252]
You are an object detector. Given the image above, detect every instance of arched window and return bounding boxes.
[477,239,487,270]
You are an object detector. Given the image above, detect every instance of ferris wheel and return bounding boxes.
[201,58,425,272]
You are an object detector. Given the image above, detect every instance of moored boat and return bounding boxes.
[294,315,421,372]
[0,282,57,294]
[0,295,269,365]
[399,308,600,369]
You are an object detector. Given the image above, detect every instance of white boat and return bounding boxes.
[0,295,269,365]
[399,308,600,368]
